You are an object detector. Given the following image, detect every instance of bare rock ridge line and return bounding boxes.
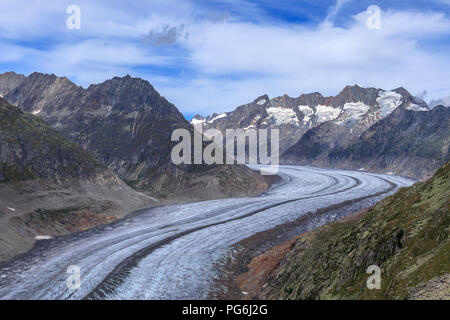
[1,71,447,181]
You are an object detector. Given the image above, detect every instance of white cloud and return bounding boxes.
[1,0,450,114]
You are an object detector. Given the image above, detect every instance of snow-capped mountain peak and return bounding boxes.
[190,114,206,125]
[188,85,430,153]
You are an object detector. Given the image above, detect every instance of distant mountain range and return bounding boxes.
[192,85,449,179]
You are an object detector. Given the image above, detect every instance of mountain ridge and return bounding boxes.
[189,84,447,179]
[0,71,270,200]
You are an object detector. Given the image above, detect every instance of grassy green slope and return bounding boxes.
[263,162,449,299]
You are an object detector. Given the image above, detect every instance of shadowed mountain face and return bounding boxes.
[0,97,103,182]
[283,102,449,180]
[283,88,442,178]
[326,105,450,179]
[3,73,188,180]
[0,72,269,198]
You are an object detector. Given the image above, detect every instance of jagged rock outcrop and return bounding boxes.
[193,85,420,153]
[282,87,444,178]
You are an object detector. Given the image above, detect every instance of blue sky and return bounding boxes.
[1,0,450,118]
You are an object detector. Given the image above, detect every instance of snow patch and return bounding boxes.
[343,102,370,116]
[376,91,402,117]
[6,207,16,211]
[406,103,428,112]
[266,107,299,125]
[337,102,370,125]
[35,235,53,240]
[298,105,314,123]
[32,108,43,115]
[207,112,226,123]
[243,115,261,131]
[190,118,205,125]
[315,105,340,123]
[257,99,266,105]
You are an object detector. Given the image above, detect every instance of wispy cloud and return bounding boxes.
[325,0,352,24]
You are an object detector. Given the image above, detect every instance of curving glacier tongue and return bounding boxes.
[0,165,415,300]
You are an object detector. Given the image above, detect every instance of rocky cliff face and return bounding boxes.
[0,72,269,199]
[238,162,450,300]
[192,94,307,154]
[3,73,188,179]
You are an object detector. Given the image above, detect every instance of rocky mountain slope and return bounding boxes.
[326,105,450,179]
[0,97,156,262]
[237,162,449,300]
[0,72,269,200]
[192,85,448,179]
[192,94,307,154]
[0,97,102,182]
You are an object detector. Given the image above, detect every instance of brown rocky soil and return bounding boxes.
[233,208,371,299]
